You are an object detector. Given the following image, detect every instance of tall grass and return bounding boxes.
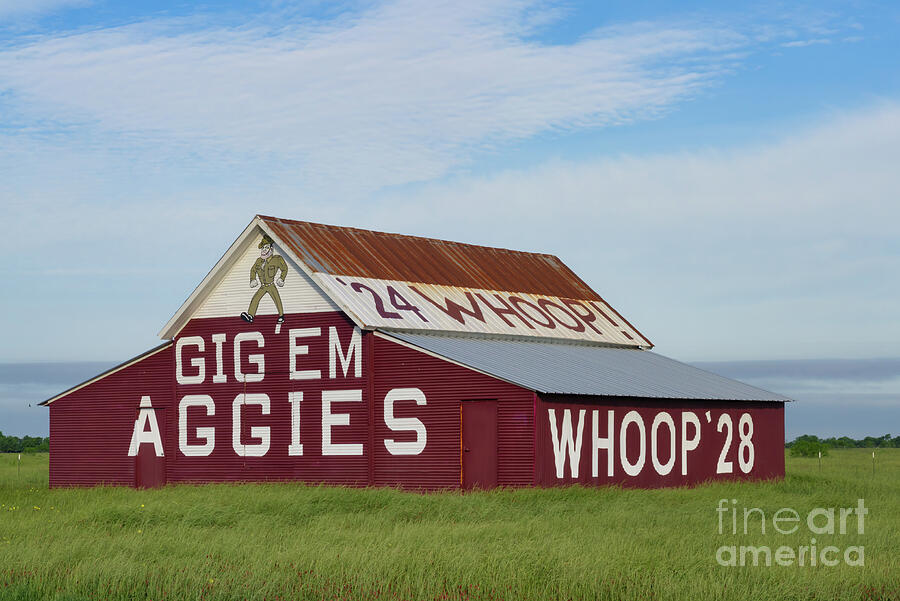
[0,450,897,600]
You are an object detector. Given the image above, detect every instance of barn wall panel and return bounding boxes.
[167,311,368,485]
[48,346,174,487]
[373,337,534,490]
[535,395,785,488]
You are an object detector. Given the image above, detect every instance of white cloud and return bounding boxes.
[0,0,87,19]
[374,102,900,229]
[0,0,753,197]
[781,37,831,47]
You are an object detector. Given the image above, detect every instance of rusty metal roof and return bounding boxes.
[260,215,602,300]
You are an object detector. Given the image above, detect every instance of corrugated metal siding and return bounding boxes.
[386,333,790,401]
[193,231,338,321]
[48,311,786,490]
[49,309,536,489]
[535,396,785,488]
[261,215,602,300]
[169,311,368,485]
[374,335,534,489]
[48,346,174,487]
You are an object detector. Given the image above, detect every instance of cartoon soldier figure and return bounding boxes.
[241,235,288,324]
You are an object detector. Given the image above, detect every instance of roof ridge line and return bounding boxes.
[257,214,562,260]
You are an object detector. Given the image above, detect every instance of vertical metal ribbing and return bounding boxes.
[366,330,376,486]
[532,391,538,486]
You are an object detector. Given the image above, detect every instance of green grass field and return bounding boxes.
[1,451,897,601]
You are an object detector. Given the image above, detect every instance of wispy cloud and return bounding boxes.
[0,0,780,196]
[781,37,831,47]
[0,0,88,20]
[371,102,900,236]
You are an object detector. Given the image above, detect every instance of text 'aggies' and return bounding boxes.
[127,327,426,459]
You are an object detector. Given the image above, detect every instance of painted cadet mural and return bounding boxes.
[241,235,288,324]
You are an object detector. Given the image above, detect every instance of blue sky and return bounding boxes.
[1,1,899,436]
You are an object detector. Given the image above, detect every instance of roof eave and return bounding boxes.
[376,327,649,350]
[39,342,173,406]
[384,332,791,402]
[158,217,264,340]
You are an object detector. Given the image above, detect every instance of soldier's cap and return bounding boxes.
[258,235,274,248]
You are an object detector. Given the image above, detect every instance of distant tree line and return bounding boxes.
[4,432,899,456]
[786,434,900,457]
[0,432,49,453]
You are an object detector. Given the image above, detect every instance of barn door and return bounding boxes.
[134,406,166,489]
[461,400,498,490]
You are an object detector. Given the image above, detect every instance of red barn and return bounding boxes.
[41,215,788,489]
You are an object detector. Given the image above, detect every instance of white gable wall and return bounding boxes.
[193,230,339,320]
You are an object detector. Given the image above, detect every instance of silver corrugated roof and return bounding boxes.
[385,332,790,402]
